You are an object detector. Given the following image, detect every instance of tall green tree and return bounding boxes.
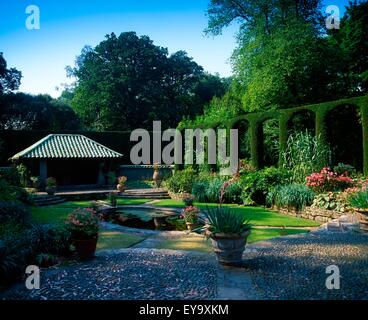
[67,32,226,131]
[0,93,80,130]
[330,0,368,94]
[0,52,22,94]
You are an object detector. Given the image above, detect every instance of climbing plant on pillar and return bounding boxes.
[361,101,368,177]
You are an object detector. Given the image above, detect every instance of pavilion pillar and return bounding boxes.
[39,160,47,187]
[97,162,105,186]
[278,114,289,167]
[250,120,263,169]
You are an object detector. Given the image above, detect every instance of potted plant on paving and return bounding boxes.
[348,189,368,232]
[202,205,252,266]
[181,205,200,232]
[65,208,99,260]
[117,176,127,193]
[45,177,57,195]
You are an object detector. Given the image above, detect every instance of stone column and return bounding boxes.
[278,114,289,167]
[361,104,368,176]
[249,120,263,169]
[39,160,47,187]
[315,109,329,166]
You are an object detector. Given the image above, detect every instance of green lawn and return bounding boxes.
[32,206,72,225]
[153,199,320,227]
[97,230,145,250]
[156,228,309,253]
[116,198,150,206]
[31,198,318,253]
[31,199,151,225]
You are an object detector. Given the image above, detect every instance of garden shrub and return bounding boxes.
[333,163,356,177]
[0,240,22,288]
[0,200,31,225]
[192,180,208,202]
[165,167,196,193]
[306,167,355,193]
[0,224,72,288]
[25,224,72,257]
[267,184,315,211]
[240,167,292,205]
[348,189,368,210]
[312,192,351,212]
[0,177,32,204]
[223,180,242,204]
[0,167,21,186]
[205,177,225,203]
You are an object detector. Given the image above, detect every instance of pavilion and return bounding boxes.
[11,134,123,188]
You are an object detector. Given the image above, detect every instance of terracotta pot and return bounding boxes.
[117,184,126,192]
[73,236,98,260]
[186,222,194,232]
[45,186,56,196]
[206,230,251,266]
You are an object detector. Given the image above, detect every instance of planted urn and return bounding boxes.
[45,177,57,195]
[202,206,252,266]
[117,176,128,193]
[65,208,100,260]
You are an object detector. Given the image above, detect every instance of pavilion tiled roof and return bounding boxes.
[11,134,123,160]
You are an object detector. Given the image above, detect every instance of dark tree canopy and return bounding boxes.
[0,93,80,130]
[0,52,22,94]
[67,32,228,131]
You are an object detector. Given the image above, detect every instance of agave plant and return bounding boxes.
[201,206,251,235]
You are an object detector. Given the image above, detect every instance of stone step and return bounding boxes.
[118,195,170,199]
[124,191,169,195]
[33,196,66,206]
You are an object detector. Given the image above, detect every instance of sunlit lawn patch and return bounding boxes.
[153,200,320,227]
[97,230,145,250]
[156,228,309,253]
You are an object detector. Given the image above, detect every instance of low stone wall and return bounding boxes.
[274,206,347,223]
[118,165,174,181]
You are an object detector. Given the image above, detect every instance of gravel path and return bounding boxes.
[1,230,368,300]
[243,231,368,300]
[1,249,217,300]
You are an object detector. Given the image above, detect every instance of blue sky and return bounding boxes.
[0,0,350,97]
